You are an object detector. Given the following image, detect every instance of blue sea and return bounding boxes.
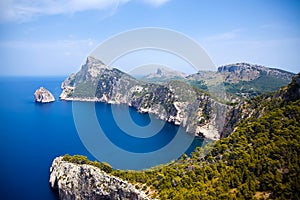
[0,77,202,200]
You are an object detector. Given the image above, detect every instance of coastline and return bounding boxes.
[59,95,221,140]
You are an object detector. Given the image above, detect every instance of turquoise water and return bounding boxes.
[0,77,202,200]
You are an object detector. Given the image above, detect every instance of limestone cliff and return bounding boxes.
[59,56,294,140]
[60,56,231,140]
[187,63,294,98]
[34,87,55,103]
[49,157,151,200]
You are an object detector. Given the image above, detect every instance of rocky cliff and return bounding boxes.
[60,56,232,140]
[34,87,55,103]
[49,156,150,200]
[187,63,294,98]
[217,62,294,83]
[60,57,295,140]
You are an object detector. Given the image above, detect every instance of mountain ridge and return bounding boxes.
[60,56,295,140]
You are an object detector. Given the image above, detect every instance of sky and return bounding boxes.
[0,0,299,76]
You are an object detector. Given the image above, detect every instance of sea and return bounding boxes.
[0,77,203,200]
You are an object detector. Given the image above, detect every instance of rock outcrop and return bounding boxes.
[186,63,294,99]
[217,62,294,83]
[49,157,150,200]
[140,67,186,83]
[34,87,55,103]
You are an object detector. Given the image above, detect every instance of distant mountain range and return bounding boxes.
[139,67,187,83]
[139,62,294,99]
[60,56,295,140]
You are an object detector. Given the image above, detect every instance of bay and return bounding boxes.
[0,77,202,200]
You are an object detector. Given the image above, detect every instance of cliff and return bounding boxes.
[34,87,55,103]
[59,57,294,140]
[60,56,231,140]
[217,63,294,81]
[49,156,151,200]
[186,63,294,98]
[110,73,300,199]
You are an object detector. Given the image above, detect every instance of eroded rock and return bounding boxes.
[49,157,151,200]
[34,87,55,103]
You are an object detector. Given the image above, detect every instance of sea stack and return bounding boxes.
[34,87,55,103]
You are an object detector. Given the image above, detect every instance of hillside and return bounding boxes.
[54,73,300,199]
[187,63,294,99]
[111,73,300,199]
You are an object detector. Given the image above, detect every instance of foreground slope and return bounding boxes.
[112,73,300,199]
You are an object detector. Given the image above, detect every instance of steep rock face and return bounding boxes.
[49,157,150,200]
[60,56,230,140]
[217,63,294,83]
[186,63,294,99]
[60,57,294,140]
[34,87,55,103]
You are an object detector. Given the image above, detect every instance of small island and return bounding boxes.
[34,87,55,103]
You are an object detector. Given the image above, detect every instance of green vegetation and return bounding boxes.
[72,81,98,97]
[112,95,300,199]
[187,80,208,91]
[63,75,300,199]
[62,154,112,173]
[223,75,290,98]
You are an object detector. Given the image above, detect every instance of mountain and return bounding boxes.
[55,73,300,199]
[140,67,186,83]
[139,62,294,99]
[187,63,294,98]
[60,57,295,140]
[217,63,294,82]
[60,56,232,140]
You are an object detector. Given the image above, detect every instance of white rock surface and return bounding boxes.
[34,87,55,103]
[49,157,151,200]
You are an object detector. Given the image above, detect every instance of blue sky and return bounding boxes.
[0,0,299,76]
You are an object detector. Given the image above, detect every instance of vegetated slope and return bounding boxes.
[111,73,300,199]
